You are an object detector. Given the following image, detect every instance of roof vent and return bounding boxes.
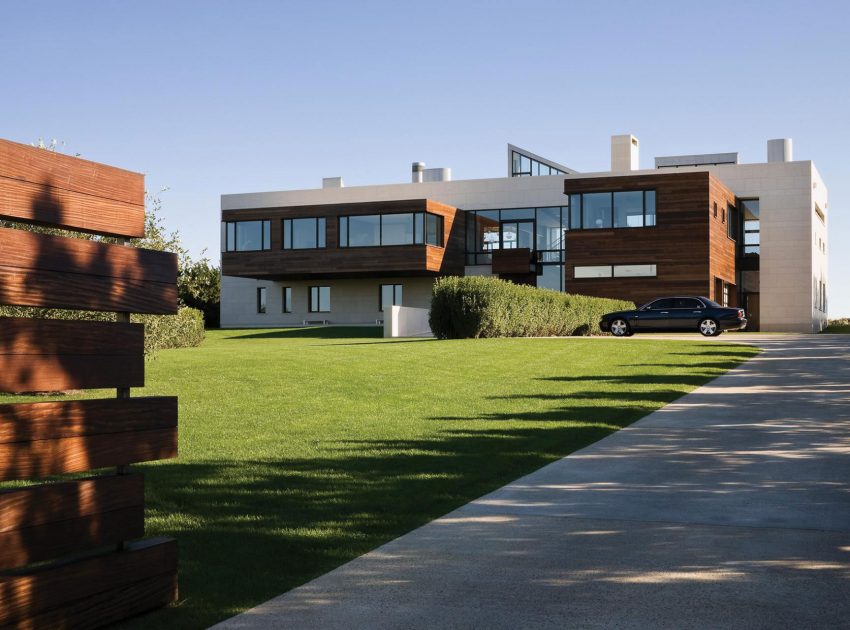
[611,134,639,171]
[322,177,344,188]
[412,162,425,183]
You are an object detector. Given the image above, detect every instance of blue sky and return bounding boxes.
[4,0,849,314]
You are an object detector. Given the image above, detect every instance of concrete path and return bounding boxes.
[215,334,850,629]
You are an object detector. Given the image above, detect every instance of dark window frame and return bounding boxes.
[465,206,569,266]
[567,190,657,231]
[379,283,403,312]
[338,212,440,248]
[510,150,566,177]
[308,286,331,313]
[282,286,292,313]
[282,217,326,250]
[224,220,272,252]
[256,286,267,314]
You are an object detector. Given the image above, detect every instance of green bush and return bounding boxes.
[429,276,634,339]
[0,305,205,355]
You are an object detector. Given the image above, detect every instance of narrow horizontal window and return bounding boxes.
[613,264,657,277]
[574,265,612,278]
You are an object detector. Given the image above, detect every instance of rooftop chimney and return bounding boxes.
[611,134,639,171]
[767,138,793,163]
[322,177,344,188]
[412,162,425,183]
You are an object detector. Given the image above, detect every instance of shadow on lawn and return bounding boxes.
[224,326,383,340]
[124,343,759,629]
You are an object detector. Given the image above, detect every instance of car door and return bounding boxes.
[633,298,674,330]
[670,297,705,330]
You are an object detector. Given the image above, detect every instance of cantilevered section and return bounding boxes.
[507,144,576,177]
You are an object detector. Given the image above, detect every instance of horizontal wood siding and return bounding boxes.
[0,138,144,237]
[0,318,144,392]
[708,175,738,303]
[0,228,178,314]
[564,172,721,306]
[492,248,533,274]
[222,199,463,279]
[0,397,177,444]
[0,537,177,627]
[0,474,144,569]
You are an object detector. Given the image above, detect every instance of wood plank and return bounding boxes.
[0,138,144,237]
[0,228,178,314]
[0,318,144,393]
[0,428,177,481]
[21,571,177,630]
[0,537,177,626]
[0,474,144,569]
[0,228,177,284]
[0,397,178,444]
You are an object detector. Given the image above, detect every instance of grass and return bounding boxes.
[4,328,759,628]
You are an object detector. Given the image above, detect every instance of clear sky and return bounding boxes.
[4,0,849,314]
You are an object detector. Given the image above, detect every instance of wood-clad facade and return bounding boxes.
[564,172,738,307]
[222,199,463,280]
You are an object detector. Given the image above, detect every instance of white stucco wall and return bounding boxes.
[221,275,435,328]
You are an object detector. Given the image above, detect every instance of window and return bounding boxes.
[722,283,730,307]
[713,201,718,218]
[583,193,613,229]
[673,297,703,309]
[510,150,566,177]
[613,191,645,228]
[425,213,443,246]
[741,199,760,257]
[338,212,439,248]
[538,264,564,291]
[568,191,655,230]
[256,287,267,314]
[282,287,292,313]
[309,286,330,312]
[613,264,656,277]
[574,265,613,278]
[727,204,738,240]
[224,220,271,252]
[283,218,326,249]
[647,298,674,310]
[379,284,403,311]
[465,207,568,269]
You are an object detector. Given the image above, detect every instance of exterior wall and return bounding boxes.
[707,176,738,304]
[222,199,462,279]
[220,275,435,328]
[563,172,727,307]
[706,161,825,332]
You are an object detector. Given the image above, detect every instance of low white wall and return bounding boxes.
[384,306,433,338]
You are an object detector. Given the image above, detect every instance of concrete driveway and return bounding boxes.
[214,334,850,629]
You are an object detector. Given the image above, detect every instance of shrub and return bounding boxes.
[429,276,634,339]
[0,305,205,355]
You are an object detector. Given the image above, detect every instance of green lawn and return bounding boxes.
[9,328,759,628]
[823,325,850,333]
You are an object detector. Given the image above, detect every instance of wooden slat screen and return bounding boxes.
[0,137,179,627]
[0,138,145,237]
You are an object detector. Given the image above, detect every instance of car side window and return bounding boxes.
[649,299,674,310]
[674,298,702,309]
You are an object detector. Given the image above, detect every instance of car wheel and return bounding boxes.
[698,318,718,337]
[610,318,630,337]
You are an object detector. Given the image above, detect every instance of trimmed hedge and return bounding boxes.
[0,305,205,355]
[429,276,634,339]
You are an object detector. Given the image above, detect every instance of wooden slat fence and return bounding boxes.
[0,138,178,628]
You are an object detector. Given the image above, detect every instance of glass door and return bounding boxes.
[501,220,534,250]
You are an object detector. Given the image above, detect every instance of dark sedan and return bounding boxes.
[600,296,747,337]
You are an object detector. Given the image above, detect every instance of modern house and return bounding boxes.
[220,135,829,333]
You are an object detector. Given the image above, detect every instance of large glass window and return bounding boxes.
[309,286,330,312]
[614,191,644,228]
[339,212,439,247]
[283,217,326,249]
[536,207,564,252]
[538,264,564,291]
[379,284,403,311]
[382,213,415,246]
[568,191,655,230]
[583,193,613,229]
[465,207,567,266]
[224,220,271,252]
